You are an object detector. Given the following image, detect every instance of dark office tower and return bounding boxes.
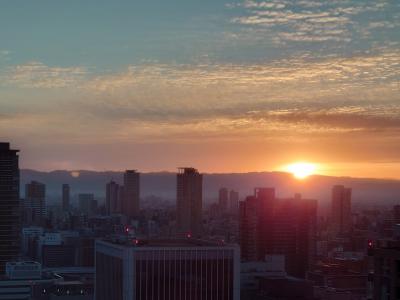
[255,187,276,259]
[95,238,240,300]
[229,190,239,213]
[218,187,229,212]
[123,170,140,219]
[373,241,400,300]
[331,185,352,236]
[272,195,317,278]
[177,168,203,237]
[106,180,120,215]
[118,185,125,212]
[239,188,275,261]
[25,181,46,226]
[0,143,20,274]
[240,189,316,278]
[79,193,95,216]
[393,205,400,224]
[62,184,70,211]
[239,196,259,261]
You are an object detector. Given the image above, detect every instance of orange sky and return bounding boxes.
[1,1,399,179]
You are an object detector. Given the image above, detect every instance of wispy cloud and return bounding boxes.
[229,0,398,44]
[2,61,87,88]
[0,50,11,61]
[0,48,399,153]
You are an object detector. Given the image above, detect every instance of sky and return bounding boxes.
[0,0,400,178]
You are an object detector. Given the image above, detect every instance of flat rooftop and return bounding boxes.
[100,237,232,248]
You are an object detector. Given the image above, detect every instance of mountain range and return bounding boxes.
[21,169,400,214]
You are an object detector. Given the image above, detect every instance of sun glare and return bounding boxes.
[285,162,316,179]
[70,171,80,178]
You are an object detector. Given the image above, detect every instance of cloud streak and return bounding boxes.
[229,0,398,44]
[0,49,398,150]
[2,61,87,88]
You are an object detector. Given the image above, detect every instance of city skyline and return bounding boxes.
[1,2,400,299]
[1,0,400,179]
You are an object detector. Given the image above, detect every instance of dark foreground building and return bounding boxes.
[373,239,400,300]
[240,189,317,278]
[0,143,20,274]
[95,238,240,300]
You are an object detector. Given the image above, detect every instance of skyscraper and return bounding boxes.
[239,188,275,261]
[78,193,95,216]
[123,170,140,219]
[271,195,317,278]
[0,143,20,274]
[393,205,400,224]
[229,190,239,214]
[218,187,229,212]
[239,195,259,261]
[106,180,121,215]
[25,181,46,226]
[62,184,70,211]
[239,188,317,278]
[177,168,203,237]
[331,185,352,236]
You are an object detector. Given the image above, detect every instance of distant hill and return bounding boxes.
[21,169,400,213]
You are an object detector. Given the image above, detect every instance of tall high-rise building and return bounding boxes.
[239,195,259,261]
[177,168,203,237]
[218,187,229,212]
[331,185,352,236]
[239,188,275,261]
[123,170,140,219]
[78,193,95,216]
[271,195,317,278]
[393,205,400,224]
[0,143,20,274]
[62,184,70,211]
[229,190,239,214]
[254,187,276,260]
[118,185,125,212]
[25,181,46,226]
[106,180,121,215]
[239,188,317,278]
[95,238,240,300]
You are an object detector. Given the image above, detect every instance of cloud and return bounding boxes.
[0,49,399,146]
[242,1,286,9]
[368,21,398,29]
[2,61,87,88]
[229,0,398,44]
[83,48,400,94]
[0,50,11,61]
[249,105,400,132]
[0,50,10,56]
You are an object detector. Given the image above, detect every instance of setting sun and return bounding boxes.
[285,162,316,179]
